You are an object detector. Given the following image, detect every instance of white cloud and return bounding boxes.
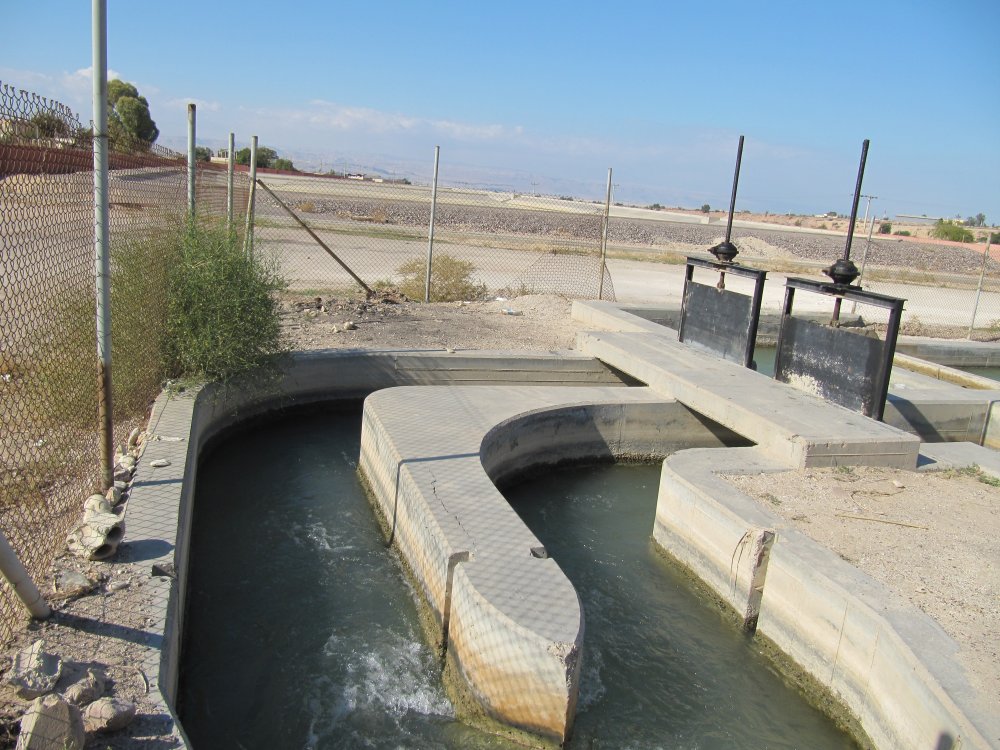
[166,97,222,112]
[244,99,527,142]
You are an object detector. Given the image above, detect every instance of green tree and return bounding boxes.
[976,213,987,227]
[30,111,71,138]
[107,79,158,151]
[878,221,892,234]
[700,204,711,213]
[194,146,213,162]
[235,146,278,169]
[272,157,296,171]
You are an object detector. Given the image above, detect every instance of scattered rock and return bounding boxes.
[126,428,141,451]
[82,697,136,733]
[116,455,136,471]
[66,511,124,561]
[149,459,171,468]
[106,579,130,593]
[62,668,105,706]
[83,494,110,514]
[342,321,358,330]
[105,485,122,505]
[112,465,132,483]
[16,694,84,750]
[7,641,61,699]
[53,571,94,599]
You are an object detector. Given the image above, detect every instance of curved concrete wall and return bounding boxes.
[357,385,742,745]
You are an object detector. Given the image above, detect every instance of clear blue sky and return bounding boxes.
[3,0,998,219]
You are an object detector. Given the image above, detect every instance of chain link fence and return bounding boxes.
[0,82,244,646]
[253,170,616,301]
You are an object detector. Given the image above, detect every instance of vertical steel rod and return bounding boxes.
[226,131,235,233]
[424,145,440,303]
[724,135,745,244]
[92,0,113,492]
[244,135,258,256]
[599,167,612,300]
[842,139,870,261]
[968,236,993,338]
[850,215,878,314]
[186,103,196,219]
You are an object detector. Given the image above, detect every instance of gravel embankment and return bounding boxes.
[279,195,996,277]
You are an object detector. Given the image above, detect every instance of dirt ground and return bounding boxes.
[1,292,996,747]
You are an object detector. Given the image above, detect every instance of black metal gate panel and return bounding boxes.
[678,257,766,368]
[774,317,885,415]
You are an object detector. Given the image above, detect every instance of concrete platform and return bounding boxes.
[577,329,920,469]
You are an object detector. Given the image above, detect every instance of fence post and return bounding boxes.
[92,0,114,492]
[968,236,993,339]
[226,131,235,233]
[186,103,196,219]
[424,145,440,303]
[599,167,613,300]
[0,531,49,619]
[244,135,258,256]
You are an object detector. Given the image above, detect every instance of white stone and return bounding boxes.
[66,511,124,561]
[63,668,105,706]
[8,641,61,699]
[105,486,122,505]
[83,697,136,733]
[83,494,110,514]
[149,459,171,468]
[126,427,141,450]
[53,570,93,599]
[16,694,84,750]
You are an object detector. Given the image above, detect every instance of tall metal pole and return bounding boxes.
[599,167,612,300]
[244,135,258,256]
[92,0,113,492]
[859,194,877,237]
[226,131,235,233]
[424,145,440,303]
[968,236,993,338]
[186,103,196,220]
[724,135,744,246]
[842,139,870,262]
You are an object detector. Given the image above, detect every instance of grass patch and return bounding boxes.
[944,464,1000,487]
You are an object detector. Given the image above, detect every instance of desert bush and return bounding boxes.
[396,254,487,302]
[700,204,710,213]
[298,201,316,213]
[164,220,287,381]
[893,230,911,237]
[930,220,974,242]
[878,221,892,234]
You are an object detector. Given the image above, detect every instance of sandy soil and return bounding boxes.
[726,466,1000,720]
[1,293,996,747]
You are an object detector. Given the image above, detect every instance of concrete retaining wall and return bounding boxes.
[653,446,997,750]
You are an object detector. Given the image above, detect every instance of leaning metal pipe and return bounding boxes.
[0,531,49,619]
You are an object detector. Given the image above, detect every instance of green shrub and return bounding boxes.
[164,220,286,381]
[396,254,486,302]
[893,230,911,237]
[930,219,974,242]
[878,221,892,234]
[700,204,710,213]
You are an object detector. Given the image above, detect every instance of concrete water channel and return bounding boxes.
[122,302,1000,749]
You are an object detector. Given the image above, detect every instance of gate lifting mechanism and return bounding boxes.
[773,140,906,421]
[679,135,767,369]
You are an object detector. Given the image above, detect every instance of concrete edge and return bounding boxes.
[653,445,996,750]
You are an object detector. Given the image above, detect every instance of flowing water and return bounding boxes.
[179,405,853,749]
